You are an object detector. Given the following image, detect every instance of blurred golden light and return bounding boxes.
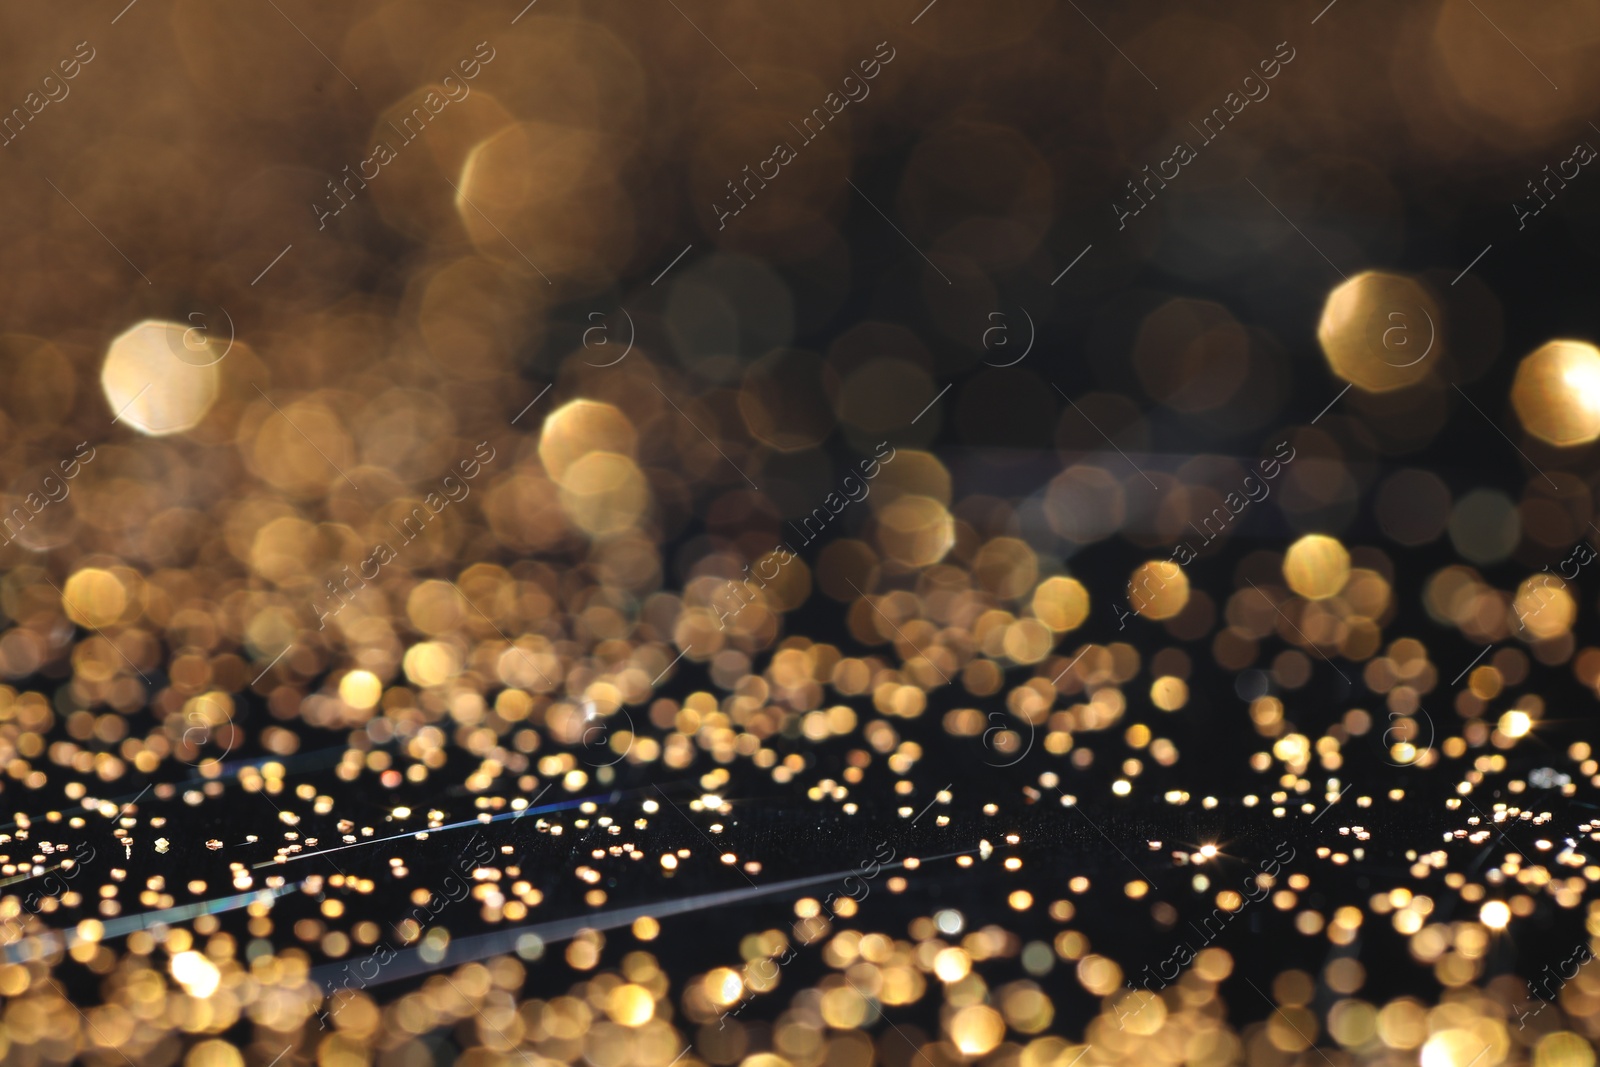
[949,1004,1005,1056]
[820,986,868,1028]
[170,950,221,998]
[418,257,534,381]
[877,494,955,567]
[705,967,744,1007]
[458,119,635,283]
[1316,272,1439,393]
[101,320,220,435]
[1151,676,1188,711]
[606,983,655,1026]
[402,641,460,688]
[1433,1,1599,135]
[181,693,234,752]
[249,517,319,585]
[1003,619,1053,664]
[1534,1032,1597,1067]
[1283,535,1351,601]
[974,537,1039,600]
[1128,560,1188,620]
[406,580,466,636]
[61,567,127,628]
[1499,710,1532,738]
[934,947,971,982]
[869,450,952,511]
[557,451,650,536]
[1512,340,1600,446]
[1032,576,1090,632]
[1376,998,1426,1049]
[246,396,356,497]
[9,9,1588,1060]
[538,399,637,482]
[1514,575,1575,639]
[1075,954,1123,995]
[1420,1029,1486,1067]
[339,670,383,710]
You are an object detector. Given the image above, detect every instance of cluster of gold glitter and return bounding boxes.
[5,0,1600,1065]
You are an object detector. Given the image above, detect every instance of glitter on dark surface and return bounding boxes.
[5,2,1600,1065]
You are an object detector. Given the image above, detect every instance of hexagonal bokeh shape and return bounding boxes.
[1316,271,1439,393]
[1511,339,1600,447]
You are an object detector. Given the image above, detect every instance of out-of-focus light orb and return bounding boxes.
[1128,560,1188,620]
[181,693,234,756]
[170,949,221,998]
[1115,990,1164,1036]
[406,580,466,636]
[538,399,637,482]
[457,120,635,283]
[1433,1,1599,138]
[1534,1032,1597,1067]
[704,967,744,1008]
[1511,340,1600,446]
[1316,272,1439,393]
[606,983,655,1027]
[101,320,220,435]
[187,1040,244,1067]
[1422,1029,1492,1067]
[1513,575,1575,640]
[1283,535,1350,600]
[1002,619,1053,664]
[820,987,868,1029]
[1499,709,1532,738]
[1151,676,1189,711]
[974,537,1038,600]
[1478,900,1511,930]
[249,516,320,585]
[339,669,383,710]
[557,451,650,536]
[949,1004,1005,1056]
[877,495,955,567]
[1032,576,1089,633]
[870,450,952,514]
[61,568,127,628]
[403,641,461,688]
[934,946,972,983]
